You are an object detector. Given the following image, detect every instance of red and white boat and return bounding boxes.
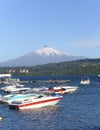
[33,85,78,94]
[9,92,62,110]
[47,86,78,94]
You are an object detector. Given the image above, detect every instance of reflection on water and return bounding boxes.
[18,106,61,130]
[0,104,62,130]
[19,105,61,114]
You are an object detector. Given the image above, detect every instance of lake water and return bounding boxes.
[0,75,100,130]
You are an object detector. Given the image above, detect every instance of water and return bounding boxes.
[0,75,100,130]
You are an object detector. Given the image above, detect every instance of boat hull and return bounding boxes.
[80,80,90,85]
[9,97,62,110]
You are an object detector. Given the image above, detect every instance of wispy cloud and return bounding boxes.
[71,35,100,47]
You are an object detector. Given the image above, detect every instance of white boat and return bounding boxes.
[1,83,24,91]
[1,84,16,91]
[9,92,62,110]
[47,86,78,94]
[59,86,78,94]
[80,77,90,85]
[97,75,100,82]
[0,90,36,104]
[4,87,30,94]
[33,86,78,94]
[1,83,30,94]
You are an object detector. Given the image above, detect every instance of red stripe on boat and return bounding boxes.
[19,97,61,108]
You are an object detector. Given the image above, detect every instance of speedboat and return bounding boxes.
[1,84,17,91]
[59,86,78,93]
[33,86,78,94]
[0,90,35,104]
[1,84,30,94]
[5,87,31,94]
[9,92,62,110]
[48,86,78,94]
[1,83,24,91]
[80,77,90,85]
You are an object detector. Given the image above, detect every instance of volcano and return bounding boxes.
[0,46,85,66]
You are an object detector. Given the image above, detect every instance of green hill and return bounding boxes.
[0,58,100,76]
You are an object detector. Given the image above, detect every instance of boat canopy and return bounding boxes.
[0,74,11,78]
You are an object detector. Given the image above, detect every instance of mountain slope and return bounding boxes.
[0,46,86,66]
[35,46,70,56]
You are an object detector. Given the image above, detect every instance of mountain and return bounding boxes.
[0,46,86,66]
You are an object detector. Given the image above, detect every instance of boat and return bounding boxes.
[33,85,78,94]
[58,86,78,94]
[0,90,36,104]
[4,87,30,94]
[9,92,62,110]
[97,75,100,82]
[46,79,71,83]
[1,83,30,94]
[51,86,78,94]
[80,77,90,85]
[1,83,24,91]
[1,84,16,91]
[0,74,11,84]
[0,74,21,84]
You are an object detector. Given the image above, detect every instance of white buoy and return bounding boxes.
[0,117,2,121]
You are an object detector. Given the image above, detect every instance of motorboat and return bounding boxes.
[80,77,90,85]
[0,90,36,104]
[1,83,24,91]
[58,86,78,94]
[48,86,78,94]
[4,87,30,94]
[97,75,100,82]
[1,84,30,94]
[1,84,17,91]
[33,86,78,94]
[9,92,62,110]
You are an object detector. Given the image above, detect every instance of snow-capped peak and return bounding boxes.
[35,46,70,56]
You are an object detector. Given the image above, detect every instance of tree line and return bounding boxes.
[0,58,100,76]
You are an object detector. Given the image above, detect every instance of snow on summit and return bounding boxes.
[35,46,70,56]
[0,45,85,66]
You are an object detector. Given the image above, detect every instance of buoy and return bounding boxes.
[0,117,2,121]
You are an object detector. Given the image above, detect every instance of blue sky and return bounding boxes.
[0,0,100,62]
